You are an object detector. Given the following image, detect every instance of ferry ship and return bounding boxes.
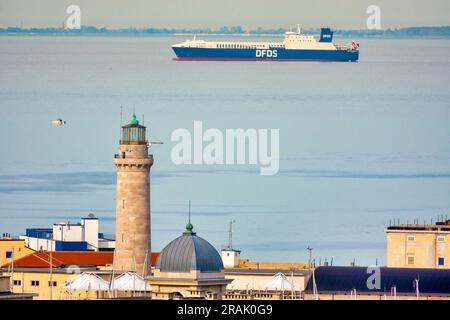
[172,27,359,62]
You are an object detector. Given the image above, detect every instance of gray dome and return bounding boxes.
[156,227,224,273]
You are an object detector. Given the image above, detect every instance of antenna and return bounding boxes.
[228,219,236,250]
[120,106,123,127]
[307,246,313,270]
[142,114,144,126]
[297,24,301,34]
[188,200,191,225]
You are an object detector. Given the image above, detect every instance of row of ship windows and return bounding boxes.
[216,44,287,49]
[216,44,264,49]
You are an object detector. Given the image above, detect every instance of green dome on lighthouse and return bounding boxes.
[130,113,139,125]
[120,113,146,145]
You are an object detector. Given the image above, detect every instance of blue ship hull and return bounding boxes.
[172,47,359,62]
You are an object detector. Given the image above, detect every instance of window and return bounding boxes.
[437,236,445,242]
[227,253,230,256]
[48,281,57,287]
[13,280,21,286]
[438,257,445,266]
[31,280,40,286]
[407,236,415,241]
[407,255,415,265]
[5,251,12,259]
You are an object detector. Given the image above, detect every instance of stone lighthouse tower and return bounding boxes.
[113,113,153,276]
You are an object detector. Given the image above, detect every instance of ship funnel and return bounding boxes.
[319,28,333,42]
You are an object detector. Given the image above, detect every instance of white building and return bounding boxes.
[221,248,241,268]
[20,214,115,252]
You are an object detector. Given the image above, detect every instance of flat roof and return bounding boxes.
[0,292,38,299]
[0,267,114,274]
[305,266,450,295]
[225,268,310,276]
[386,224,450,232]
[237,259,309,270]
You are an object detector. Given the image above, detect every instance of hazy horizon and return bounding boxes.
[0,0,449,30]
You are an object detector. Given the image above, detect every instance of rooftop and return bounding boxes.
[236,259,309,270]
[1,251,159,269]
[122,113,146,129]
[225,268,310,276]
[305,266,450,295]
[386,219,450,232]
[0,292,38,300]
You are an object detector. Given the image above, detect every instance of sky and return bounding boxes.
[0,0,449,29]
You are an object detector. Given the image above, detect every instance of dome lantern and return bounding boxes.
[120,113,147,145]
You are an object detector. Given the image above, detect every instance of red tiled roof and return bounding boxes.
[150,252,159,266]
[1,251,160,268]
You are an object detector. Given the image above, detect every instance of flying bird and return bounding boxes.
[51,118,66,127]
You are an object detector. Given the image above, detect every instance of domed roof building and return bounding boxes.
[149,223,231,300]
[156,223,224,273]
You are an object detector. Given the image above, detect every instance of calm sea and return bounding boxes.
[0,35,449,266]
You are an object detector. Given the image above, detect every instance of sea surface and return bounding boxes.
[0,35,449,266]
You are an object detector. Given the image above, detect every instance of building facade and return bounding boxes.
[1,251,115,299]
[224,269,308,293]
[221,248,241,268]
[0,237,34,267]
[7,268,110,300]
[1,251,159,299]
[386,219,450,269]
[149,223,231,300]
[113,114,153,276]
[0,271,36,300]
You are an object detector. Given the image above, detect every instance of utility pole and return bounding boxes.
[10,248,14,292]
[49,250,53,300]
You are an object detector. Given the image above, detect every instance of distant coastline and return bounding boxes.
[1,25,450,38]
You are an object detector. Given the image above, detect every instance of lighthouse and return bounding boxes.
[113,113,153,276]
